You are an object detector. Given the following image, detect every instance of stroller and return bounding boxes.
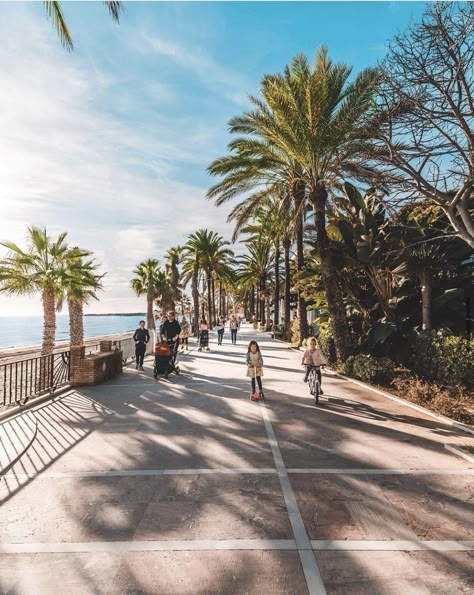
[154,340,180,379]
[198,328,210,352]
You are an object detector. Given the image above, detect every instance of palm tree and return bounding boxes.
[209,48,380,359]
[182,230,234,330]
[0,227,75,354]
[57,250,104,347]
[237,239,273,325]
[44,0,122,51]
[165,246,183,311]
[130,259,161,330]
[229,192,291,328]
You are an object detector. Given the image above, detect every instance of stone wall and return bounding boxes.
[70,341,123,386]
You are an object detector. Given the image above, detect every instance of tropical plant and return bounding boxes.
[130,259,161,330]
[165,246,183,311]
[0,227,82,354]
[208,48,381,358]
[57,249,104,347]
[44,0,122,50]
[182,230,234,329]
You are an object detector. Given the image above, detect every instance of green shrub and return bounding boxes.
[344,354,396,385]
[409,332,474,389]
[392,376,474,425]
[318,332,337,365]
[289,319,300,345]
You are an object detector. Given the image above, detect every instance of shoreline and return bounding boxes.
[0,331,137,364]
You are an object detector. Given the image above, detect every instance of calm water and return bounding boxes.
[0,314,148,348]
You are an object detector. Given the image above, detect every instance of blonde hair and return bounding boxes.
[308,337,318,347]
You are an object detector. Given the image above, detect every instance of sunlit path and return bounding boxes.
[1,325,472,594]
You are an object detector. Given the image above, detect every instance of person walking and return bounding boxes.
[180,316,190,352]
[246,340,264,400]
[229,315,238,344]
[133,320,150,371]
[216,316,225,345]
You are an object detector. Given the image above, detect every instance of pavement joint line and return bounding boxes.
[259,400,327,595]
[311,540,474,552]
[287,468,474,475]
[4,467,472,480]
[0,539,297,554]
[2,539,471,556]
[1,468,279,480]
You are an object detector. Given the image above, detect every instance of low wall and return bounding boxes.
[70,341,123,386]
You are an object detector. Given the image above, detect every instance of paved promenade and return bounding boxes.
[0,326,473,594]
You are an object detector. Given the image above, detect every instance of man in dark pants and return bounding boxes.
[133,320,150,371]
[160,312,181,345]
[160,312,181,376]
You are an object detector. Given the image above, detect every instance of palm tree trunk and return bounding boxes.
[283,238,291,326]
[207,274,213,328]
[261,276,266,325]
[68,298,84,347]
[42,286,56,355]
[192,267,199,336]
[420,270,432,331]
[274,242,280,327]
[146,282,156,330]
[211,278,216,324]
[310,185,352,360]
[293,185,309,343]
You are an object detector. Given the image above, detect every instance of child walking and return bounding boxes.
[246,340,264,400]
[301,337,327,393]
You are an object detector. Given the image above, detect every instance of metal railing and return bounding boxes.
[111,332,155,364]
[0,351,71,408]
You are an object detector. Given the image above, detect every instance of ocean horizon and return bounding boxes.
[0,313,149,349]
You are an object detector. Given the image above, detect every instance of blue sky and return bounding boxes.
[0,1,427,315]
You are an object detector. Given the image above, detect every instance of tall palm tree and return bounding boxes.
[44,0,122,51]
[208,47,380,359]
[57,250,104,347]
[165,246,183,311]
[229,192,291,328]
[0,227,77,354]
[182,230,234,329]
[237,239,273,325]
[130,259,161,330]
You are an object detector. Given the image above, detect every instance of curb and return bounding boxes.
[445,444,474,464]
[273,337,474,437]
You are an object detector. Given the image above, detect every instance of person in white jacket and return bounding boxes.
[301,337,327,393]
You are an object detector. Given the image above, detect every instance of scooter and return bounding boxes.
[249,363,264,401]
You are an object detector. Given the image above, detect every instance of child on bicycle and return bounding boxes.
[246,340,264,400]
[302,337,327,393]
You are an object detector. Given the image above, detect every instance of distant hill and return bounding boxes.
[84,313,146,317]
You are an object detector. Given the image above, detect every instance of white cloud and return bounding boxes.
[0,6,235,317]
[136,30,250,106]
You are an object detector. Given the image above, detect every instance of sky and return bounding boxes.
[0,0,427,316]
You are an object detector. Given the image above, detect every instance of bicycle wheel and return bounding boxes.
[314,379,320,405]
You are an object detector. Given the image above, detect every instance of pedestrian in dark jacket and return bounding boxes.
[133,320,150,370]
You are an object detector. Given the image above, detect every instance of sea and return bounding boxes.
[0,314,150,349]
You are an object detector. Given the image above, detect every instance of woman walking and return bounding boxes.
[180,316,190,352]
[229,315,238,344]
[216,316,225,345]
[246,340,264,401]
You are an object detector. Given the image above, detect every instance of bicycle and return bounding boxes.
[303,364,324,405]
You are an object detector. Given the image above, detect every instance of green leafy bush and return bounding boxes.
[289,319,300,345]
[392,376,474,425]
[344,354,396,385]
[409,332,473,389]
[318,332,337,365]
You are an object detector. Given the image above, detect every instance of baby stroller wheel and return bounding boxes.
[175,366,180,375]
[198,347,202,352]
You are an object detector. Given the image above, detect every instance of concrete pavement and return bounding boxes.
[0,325,473,594]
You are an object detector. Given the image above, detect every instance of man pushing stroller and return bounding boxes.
[155,312,181,379]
